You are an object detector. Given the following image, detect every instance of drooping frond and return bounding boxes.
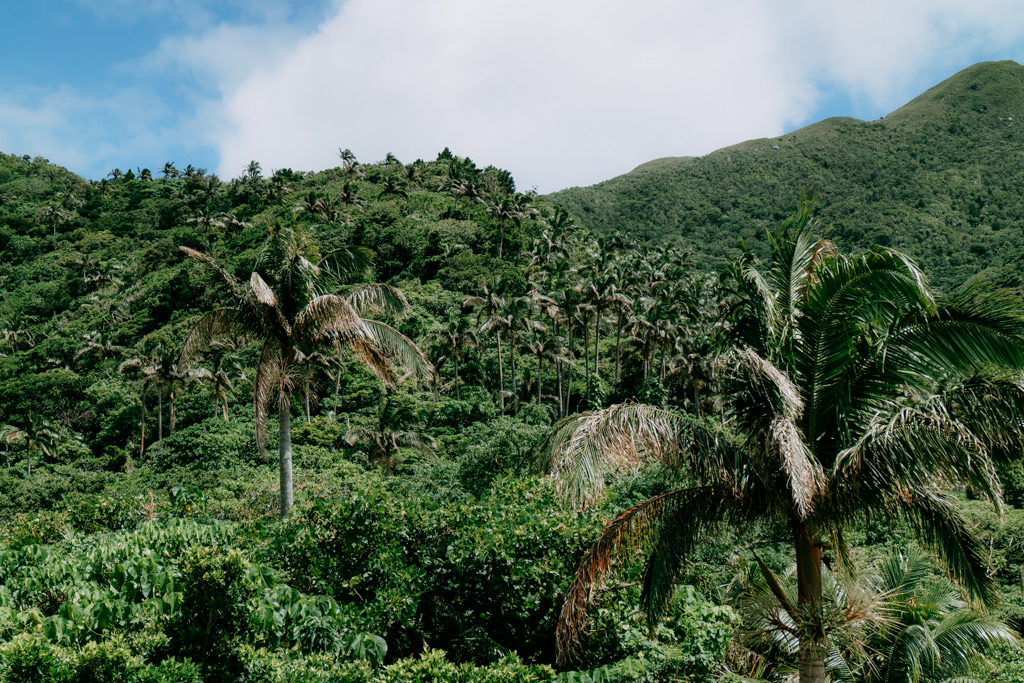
[294,294,362,345]
[730,347,822,518]
[180,308,241,363]
[889,488,995,607]
[253,338,282,456]
[320,245,374,282]
[249,271,278,307]
[833,378,1011,519]
[346,283,411,317]
[536,402,727,508]
[359,319,432,380]
[179,246,246,300]
[556,486,726,666]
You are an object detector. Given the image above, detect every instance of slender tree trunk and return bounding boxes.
[566,323,574,414]
[169,392,176,434]
[583,316,591,406]
[158,392,164,441]
[140,398,147,457]
[305,387,311,423]
[614,313,623,386]
[537,354,543,404]
[496,332,505,413]
[25,441,31,478]
[279,393,293,518]
[594,308,601,387]
[510,333,518,415]
[794,520,825,683]
[454,352,461,401]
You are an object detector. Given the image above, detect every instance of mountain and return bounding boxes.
[547,60,1024,293]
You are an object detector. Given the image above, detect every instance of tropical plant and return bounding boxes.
[345,395,437,475]
[180,222,431,516]
[1,414,60,477]
[537,202,1024,682]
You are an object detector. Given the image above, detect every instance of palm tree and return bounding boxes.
[1,415,59,477]
[731,546,1017,682]
[191,343,248,422]
[538,203,1024,681]
[428,309,478,401]
[180,223,430,517]
[464,278,509,412]
[345,395,436,476]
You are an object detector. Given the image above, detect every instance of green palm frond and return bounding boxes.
[556,486,725,666]
[889,488,994,607]
[179,246,246,300]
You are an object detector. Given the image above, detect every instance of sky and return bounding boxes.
[3,1,1024,194]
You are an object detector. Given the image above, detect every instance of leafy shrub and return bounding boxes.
[147,417,256,472]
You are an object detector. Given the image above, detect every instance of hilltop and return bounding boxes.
[547,60,1024,293]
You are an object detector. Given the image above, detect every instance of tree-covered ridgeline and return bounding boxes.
[549,60,1024,295]
[4,64,1024,680]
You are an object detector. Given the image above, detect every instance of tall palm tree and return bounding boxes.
[428,310,478,401]
[537,203,1024,681]
[464,278,509,412]
[180,223,430,517]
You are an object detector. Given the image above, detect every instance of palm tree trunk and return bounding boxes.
[140,399,146,456]
[169,392,176,434]
[279,393,293,518]
[222,397,229,422]
[305,387,311,423]
[510,334,519,415]
[594,309,601,386]
[583,315,591,405]
[566,323,574,414]
[496,332,505,413]
[537,354,543,404]
[614,313,623,385]
[795,521,825,683]
[158,392,164,441]
[454,352,461,401]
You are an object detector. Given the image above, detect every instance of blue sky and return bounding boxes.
[3,1,1024,193]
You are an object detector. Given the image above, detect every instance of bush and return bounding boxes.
[147,418,256,471]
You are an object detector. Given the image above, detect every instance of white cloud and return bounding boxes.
[200,0,1024,192]
[13,0,1024,190]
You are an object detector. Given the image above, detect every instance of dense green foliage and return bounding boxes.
[549,60,1024,294]
[3,63,1024,681]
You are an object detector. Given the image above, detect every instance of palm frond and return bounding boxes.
[359,319,432,380]
[321,245,374,281]
[556,486,725,666]
[180,308,241,363]
[179,246,246,299]
[347,283,411,316]
[890,488,995,608]
[537,402,727,508]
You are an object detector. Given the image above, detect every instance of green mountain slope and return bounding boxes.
[547,60,1024,292]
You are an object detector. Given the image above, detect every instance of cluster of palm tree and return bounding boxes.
[536,201,1024,682]
[435,217,729,419]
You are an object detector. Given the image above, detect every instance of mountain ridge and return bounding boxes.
[547,60,1024,292]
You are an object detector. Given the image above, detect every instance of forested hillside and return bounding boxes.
[3,66,1024,683]
[549,60,1024,293]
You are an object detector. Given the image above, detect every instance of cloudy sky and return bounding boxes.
[4,0,1024,193]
